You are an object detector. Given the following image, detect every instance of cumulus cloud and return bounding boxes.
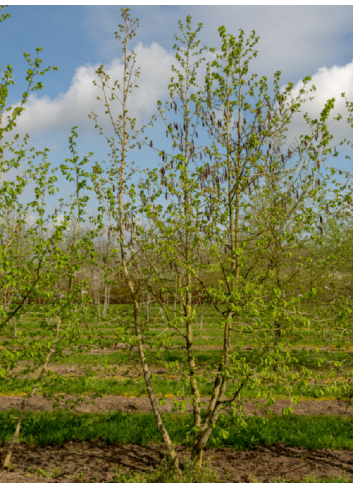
[282,61,353,149]
[12,42,175,138]
[25,214,36,227]
[10,30,353,170]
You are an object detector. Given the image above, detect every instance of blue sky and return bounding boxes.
[2,5,353,216]
[3,6,353,90]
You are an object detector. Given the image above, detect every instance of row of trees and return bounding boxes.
[1,7,353,472]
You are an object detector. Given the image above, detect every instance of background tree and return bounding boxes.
[0,11,97,467]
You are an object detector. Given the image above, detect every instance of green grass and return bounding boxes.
[112,469,352,484]
[111,458,219,483]
[53,348,224,367]
[274,474,352,483]
[2,372,347,400]
[1,410,353,451]
[2,366,351,400]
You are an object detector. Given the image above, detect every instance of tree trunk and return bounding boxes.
[133,301,181,473]
[143,293,147,315]
[102,284,110,318]
[92,268,101,323]
[146,292,150,320]
[95,288,101,323]
[13,316,16,338]
[200,301,204,330]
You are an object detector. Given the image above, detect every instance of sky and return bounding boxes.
[1,4,353,216]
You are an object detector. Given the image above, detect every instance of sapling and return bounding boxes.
[89,8,181,471]
[140,19,341,467]
[181,26,341,464]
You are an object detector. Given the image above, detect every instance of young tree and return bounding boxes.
[146,23,338,467]
[180,26,338,465]
[117,16,339,468]
[89,8,182,471]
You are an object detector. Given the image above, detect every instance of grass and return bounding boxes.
[274,474,352,483]
[21,460,353,483]
[111,458,219,483]
[26,466,63,479]
[2,371,349,401]
[1,410,353,451]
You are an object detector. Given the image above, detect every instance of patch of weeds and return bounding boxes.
[51,467,63,479]
[111,458,218,483]
[26,466,53,478]
[275,473,351,483]
[244,472,261,483]
[76,471,86,482]
[301,473,351,483]
[68,471,87,482]
[26,465,62,479]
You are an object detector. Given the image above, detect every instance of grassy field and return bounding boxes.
[1,303,353,482]
[1,304,352,400]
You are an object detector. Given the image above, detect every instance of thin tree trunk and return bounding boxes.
[133,301,181,473]
[102,284,109,318]
[92,269,101,323]
[200,301,204,330]
[146,292,150,320]
[143,292,147,315]
[96,288,101,323]
[191,372,230,467]
[189,53,242,467]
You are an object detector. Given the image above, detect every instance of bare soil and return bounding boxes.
[0,440,352,483]
[0,393,353,416]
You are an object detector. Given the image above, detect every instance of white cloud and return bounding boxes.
[9,29,353,175]
[25,214,36,227]
[292,61,353,119]
[12,42,175,138]
[282,61,353,152]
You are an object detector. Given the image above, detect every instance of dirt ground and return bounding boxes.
[0,440,352,483]
[1,393,353,416]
